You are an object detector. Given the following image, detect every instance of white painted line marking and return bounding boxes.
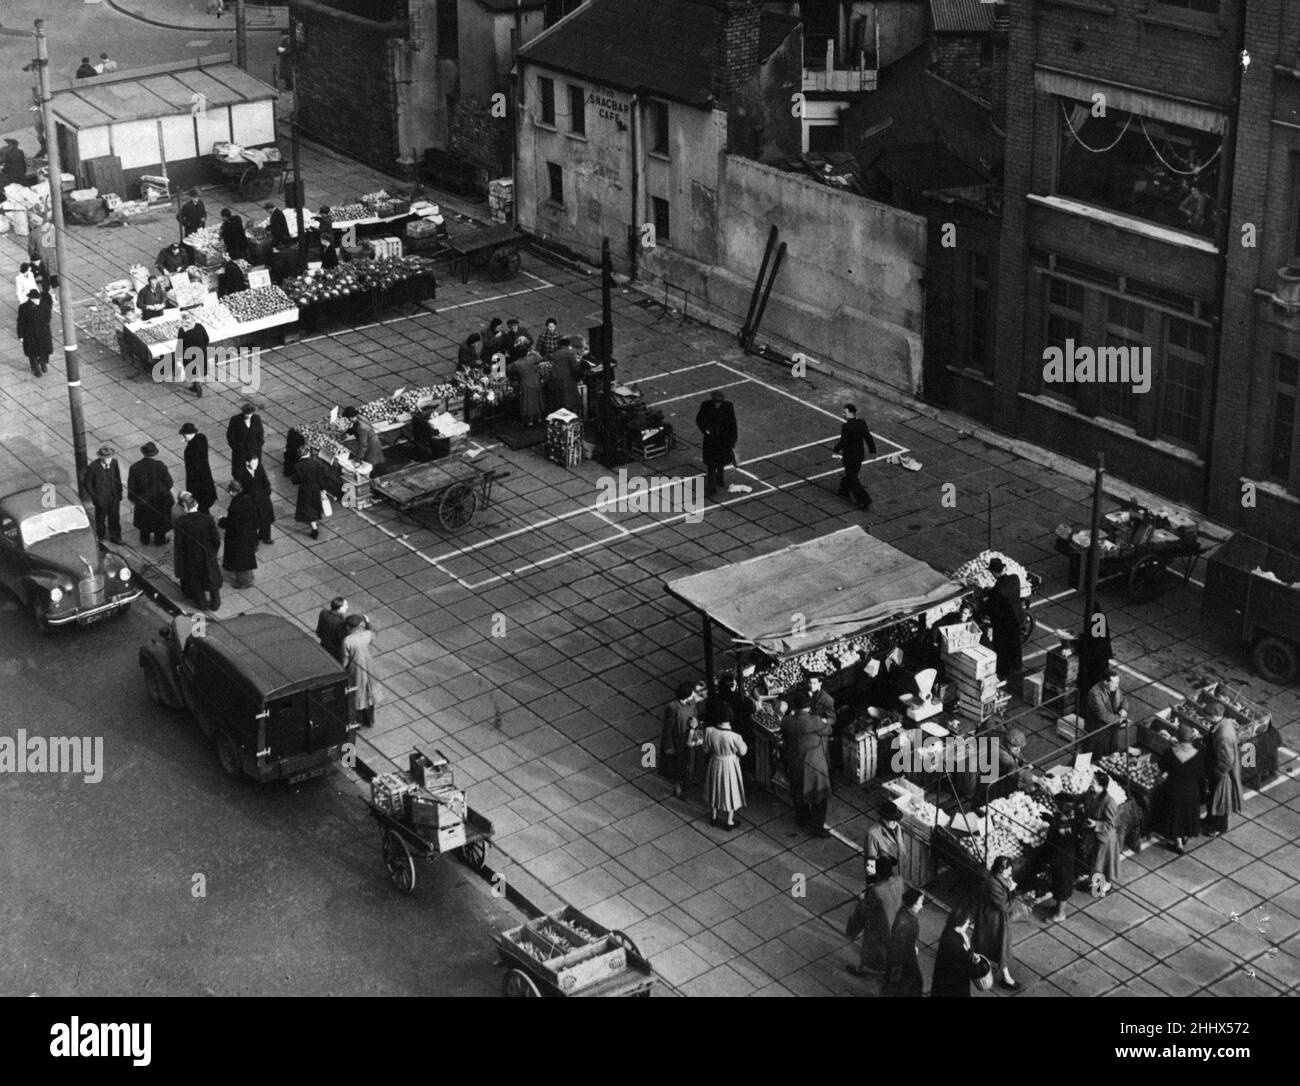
[654,379,752,405]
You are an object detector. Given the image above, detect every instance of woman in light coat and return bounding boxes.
[1086,770,1121,895]
[703,706,747,830]
[342,613,377,728]
[1205,708,1242,836]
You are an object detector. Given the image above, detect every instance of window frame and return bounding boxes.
[968,251,992,377]
[649,99,670,158]
[538,76,556,128]
[546,161,564,206]
[651,195,670,246]
[1159,317,1210,452]
[568,84,586,137]
[1270,353,1299,486]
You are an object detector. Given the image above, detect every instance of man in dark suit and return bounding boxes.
[178,189,206,237]
[696,389,738,498]
[173,493,222,611]
[265,202,291,247]
[980,556,1024,678]
[156,241,194,275]
[226,403,265,471]
[832,403,877,510]
[179,423,218,514]
[315,596,350,663]
[219,208,249,261]
[81,445,123,543]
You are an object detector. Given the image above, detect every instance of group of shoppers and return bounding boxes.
[456,315,586,426]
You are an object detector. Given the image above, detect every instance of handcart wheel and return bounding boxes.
[608,930,643,958]
[382,829,417,895]
[462,839,488,871]
[502,968,540,998]
[239,166,275,201]
[492,248,521,279]
[1127,554,1168,602]
[437,482,479,530]
[1019,610,1036,645]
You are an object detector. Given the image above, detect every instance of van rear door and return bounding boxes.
[266,681,351,759]
[308,680,352,748]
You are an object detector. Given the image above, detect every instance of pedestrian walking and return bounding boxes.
[234,456,275,544]
[178,189,206,236]
[127,442,174,546]
[847,855,904,978]
[1084,770,1121,896]
[342,406,385,474]
[1083,668,1128,758]
[1032,807,1079,923]
[226,403,265,471]
[931,907,981,997]
[696,389,738,498]
[973,855,1022,991]
[173,493,222,611]
[660,680,697,798]
[508,347,545,427]
[294,446,342,539]
[178,423,217,514]
[218,479,259,587]
[1204,702,1242,837]
[883,889,926,997]
[1150,723,1204,853]
[342,614,377,728]
[219,208,250,262]
[832,403,877,510]
[3,139,28,186]
[27,256,50,293]
[981,556,1023,678]
[16,287,53,376]
[547,337,585,416]
[176,310,208,396]
[81,446,123,543]
[703,707,747,830]
[315,597,349,663]
[864,802,907,882]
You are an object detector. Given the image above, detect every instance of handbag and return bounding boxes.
[320,493,333,518]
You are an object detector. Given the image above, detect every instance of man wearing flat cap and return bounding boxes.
[986,726,1033,802]
[127,442,174,546]
[178,189,206,237]
[696,388,738,499]
[81,446,123,544]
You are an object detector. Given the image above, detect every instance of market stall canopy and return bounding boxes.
[663,527,964,658]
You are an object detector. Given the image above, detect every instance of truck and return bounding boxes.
[1201,532,1300,684]
[139,612,357,783]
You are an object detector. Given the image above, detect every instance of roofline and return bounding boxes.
[517,54,715,109]
[516,0,593,62]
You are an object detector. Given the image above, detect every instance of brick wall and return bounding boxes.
[931,35,1008,127]
[713,0,762,102]
[449,95,513,180]
[293,1,407,173]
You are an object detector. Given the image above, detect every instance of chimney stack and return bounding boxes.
[712,0,762,103]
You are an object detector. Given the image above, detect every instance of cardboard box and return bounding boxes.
[1055,713,1081,743]
[437,822,467,851]
[1022,672,1045,707]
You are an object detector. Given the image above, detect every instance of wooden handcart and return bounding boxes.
[445,224,525,283]
[494,906,656,998]
[370,457,507,532]
[366,800,494,894]
[1054,502,1203,603]
[209,150,288,201]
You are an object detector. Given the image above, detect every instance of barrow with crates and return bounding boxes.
[494,906,657,998]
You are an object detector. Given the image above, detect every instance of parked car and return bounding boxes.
[1202,532,1300,684]
[139,612,356,783]
[0,444,140,632]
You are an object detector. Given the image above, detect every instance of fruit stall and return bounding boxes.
[282,255,437,330]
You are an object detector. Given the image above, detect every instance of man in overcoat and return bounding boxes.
[173,493,222,611]
[696,388,738,498]
[81,446,123,543]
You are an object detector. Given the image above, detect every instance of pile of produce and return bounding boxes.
[221,285,295,323]
[1039,766,1096,796]
[327,202,368,222]
[135,321,182,346]
[183,224,225,264]
[508,933,551,963]
[282,256,431,305]
[353,386,459,427]
[1195,683,1270,732]
[952,551,1033,596]
[1097,751,1167,791]
[986,792,1052,847]
[749,617,923,697]
[565,920,599,943]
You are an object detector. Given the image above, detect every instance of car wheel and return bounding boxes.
[31,598,51,636]
[1253,636,1298,685]
[214,730,243,779]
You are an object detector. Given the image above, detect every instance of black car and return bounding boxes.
[0,444,140,632]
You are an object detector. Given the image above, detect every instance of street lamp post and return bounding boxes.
[2,19,88,483]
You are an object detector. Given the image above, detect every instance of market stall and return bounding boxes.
[282,255,437,330]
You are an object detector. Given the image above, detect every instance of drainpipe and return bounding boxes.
[630,90,642,280]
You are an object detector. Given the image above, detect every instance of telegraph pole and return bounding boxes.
[34,20,89,484]
[287,6,306,264]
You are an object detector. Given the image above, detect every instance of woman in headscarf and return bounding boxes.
[294,445,343,540]
[1085,769,1121,896]
[218,479,260,587]
[508,343,545,427]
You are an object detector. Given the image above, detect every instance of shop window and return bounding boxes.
[1045,277,1085,404]
[650,99,670,157]
[969,252,991,375]
[1271,354,1299,484]
[1100,297,1146,424]
[1056,97,1222,240]
[436,1,459,60]
[652,196,670,245]
[539,77,555,127]
[1160,318,1208,449]
[547,161,564,205]
[569,84,586,137]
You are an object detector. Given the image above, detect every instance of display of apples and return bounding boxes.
[282,257,432,306]
[952,551,1033,597]
[1098,752,1167,791]
[327,202,368,221]
[221,286,295,323]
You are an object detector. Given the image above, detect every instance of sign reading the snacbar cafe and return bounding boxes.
[588,86,631,122]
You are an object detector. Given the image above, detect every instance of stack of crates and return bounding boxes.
[371,771,415,817]
[946,643,1001,721]
[1042,643,1080,719]
[489,178,514,224]
[546,408,583,467]
[841,730,878,785]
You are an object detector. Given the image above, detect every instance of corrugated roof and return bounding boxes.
[51,63,277,130]
[518,0,796,106]
[930,0,996,34]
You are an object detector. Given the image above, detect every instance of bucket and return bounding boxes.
[972,953,994,992]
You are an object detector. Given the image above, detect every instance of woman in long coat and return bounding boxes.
[703,710,747,830]
[127,442,174,545]
[341,614,377,728]
[218,480,260,587]
[294,448,342,539]
[796,712,832,835]
[884,889,925,997]
[1205,712,1242,836]
[508,348,545,427]
[1085,770,1121,894]
[234,456,275,543]
[1151,724,1205,853]
[16,287,53,376]
[931,907,979,997]
[973,855,1021,989]
[848,855,904,977]
[547,339,584,416]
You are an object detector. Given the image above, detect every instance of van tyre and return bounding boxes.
[1253,636,1298,685]
[31,598,51,636]
[214,730,243,779]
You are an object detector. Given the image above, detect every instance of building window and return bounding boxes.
[1056,97,1222,240]
[969,252,991,376]
[651,196,670,245]
[539,77,555,127]
[650,99,670,156]
[1157,1,1218,13]
[1045,277,1085,404]
[980,39,994,67]
[1160,318,1208,449]
[1100,297,1146,424]
[569,84,586,136]
[547,162,564,205]
[436,1,459,60]
[1272,354,1299,484]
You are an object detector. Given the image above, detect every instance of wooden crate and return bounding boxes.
[1136,722,1173,755]
[437,822,467,851]
[1021,672,1045,706]
[515,929,628,993]
[938,622,984,653]
[841,730,877,784]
